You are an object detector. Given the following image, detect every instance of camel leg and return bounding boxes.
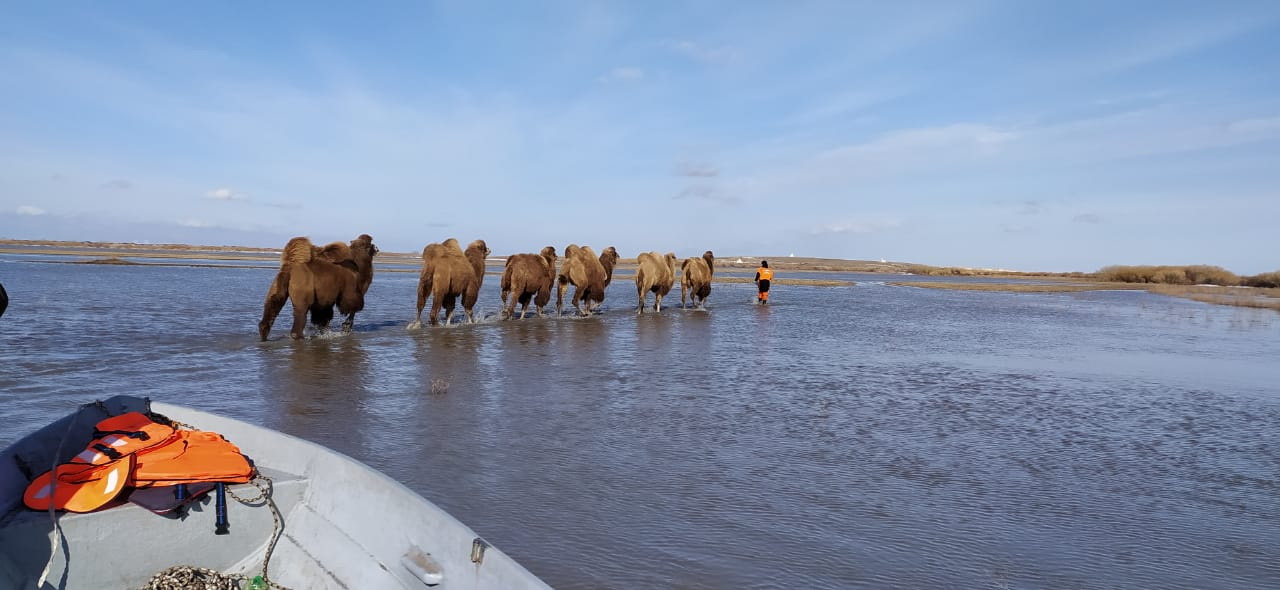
[636,285,645,314]
[258,271,290,340]
[289,304,308,340]
[311,304,335,335]
[429,291,444,326]
[443,294,457,326]
[463,289,478,324]
[655,294,662,313]
[409,278,430,329]
[556,278,569,316]
[681,281,688,309]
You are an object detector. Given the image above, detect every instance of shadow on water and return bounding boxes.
[257,336,371,459]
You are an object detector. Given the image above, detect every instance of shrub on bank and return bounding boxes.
[1095,265,1240,286]
[1243,271,1280,288]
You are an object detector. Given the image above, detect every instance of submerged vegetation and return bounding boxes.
[79,257,139,265]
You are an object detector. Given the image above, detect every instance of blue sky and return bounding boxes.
[2,1,1278,273]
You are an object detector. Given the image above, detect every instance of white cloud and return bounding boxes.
[101,179,133,190]
[676,160,718,177]
[177,218,212,228]
[810,220,900,235]
[597,66,644,82]
[205,188,246,201]
[674,184,740,205]
[1226,116,1280,135]
[661,40,738,64]
[17,205,46,216]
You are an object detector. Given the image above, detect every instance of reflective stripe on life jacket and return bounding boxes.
[756,267,774,281]
[24,456,136,513]
[74,412,177,465]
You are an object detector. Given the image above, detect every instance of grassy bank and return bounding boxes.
[891,280,1280,311]
[1095,265,1280,288]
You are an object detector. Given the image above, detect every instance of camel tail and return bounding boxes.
[282,237,315,264]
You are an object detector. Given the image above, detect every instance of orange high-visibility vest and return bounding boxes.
[24,412,254,513]
[756,267,774,281]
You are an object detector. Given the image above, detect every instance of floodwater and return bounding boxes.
[2,257,1279,589]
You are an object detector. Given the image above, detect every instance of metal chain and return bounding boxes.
[137,566,248,590]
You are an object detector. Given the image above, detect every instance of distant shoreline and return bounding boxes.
[3,239,1276,310]
[0,238,1059,276]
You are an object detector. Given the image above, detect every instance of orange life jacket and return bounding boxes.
[24,412,254,513]
[756,267,774,281]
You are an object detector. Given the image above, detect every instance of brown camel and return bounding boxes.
[258,236,365,340]
[635,251,678,313]
[599,246,620,288]
[590,246,620,312]
[556,244,607,316]
[339,233,378,331]
[680,250,716,309]
[501,246,557,319]
[409,238,490,327]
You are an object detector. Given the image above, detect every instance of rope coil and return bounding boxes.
[139,474,291,590]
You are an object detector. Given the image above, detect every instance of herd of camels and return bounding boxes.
[257,234,717,340]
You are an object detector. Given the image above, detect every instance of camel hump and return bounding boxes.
[422,243,445,260]
[282,237,315,264]
[579,245,598,260]
[540,246,557,260]
[442,238,462,252]
[315,241,354,264]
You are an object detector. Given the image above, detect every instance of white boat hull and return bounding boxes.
[0,396,551,589]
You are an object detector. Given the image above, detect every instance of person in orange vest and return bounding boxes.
[754,260,773,304]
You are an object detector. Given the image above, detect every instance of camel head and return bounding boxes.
[466,239,490,258]
[600,246,619,264]
[665,252,677,272]
[351,234,379,256]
